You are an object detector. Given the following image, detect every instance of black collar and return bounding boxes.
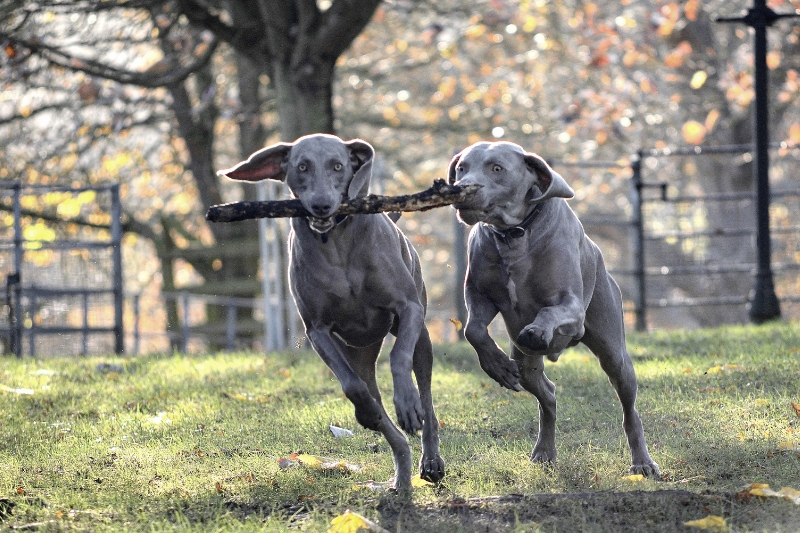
[486,203,544,247]
[315,214,349,244]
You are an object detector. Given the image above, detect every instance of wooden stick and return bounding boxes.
[205,179,480,223]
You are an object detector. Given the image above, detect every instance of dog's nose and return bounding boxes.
[310,202,333,217]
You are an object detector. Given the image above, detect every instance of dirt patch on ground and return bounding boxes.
[374,490,800,532]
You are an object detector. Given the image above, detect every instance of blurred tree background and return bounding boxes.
[2,0,800,349]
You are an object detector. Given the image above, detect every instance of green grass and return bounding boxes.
[1,323,799,532]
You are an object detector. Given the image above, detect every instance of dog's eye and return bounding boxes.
[334,163,343,171]
[457,165,464,173]
[298,164,307,172]
[493,164,503,172]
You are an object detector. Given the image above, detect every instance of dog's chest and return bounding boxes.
[479,239,542,314]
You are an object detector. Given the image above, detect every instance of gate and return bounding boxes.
[0,182,123,357]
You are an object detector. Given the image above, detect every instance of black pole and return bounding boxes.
[748,0,781,323]
[630,153,647,332]
[717,1,800,323]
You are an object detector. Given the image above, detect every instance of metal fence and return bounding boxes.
[0,181,123,357]
[558,142,800,331]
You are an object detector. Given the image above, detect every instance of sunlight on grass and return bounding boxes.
[1,323,799,531]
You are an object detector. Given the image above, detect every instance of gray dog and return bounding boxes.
[218,133,445,491]
[449,141,660,477]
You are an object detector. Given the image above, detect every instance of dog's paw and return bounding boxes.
[347,388,384,431]
[631,461,661,479]
[517,325,553,352]
[531,445,557,465]
[478,354,522,391]
[394,388,424,434]
[419,455,446,483]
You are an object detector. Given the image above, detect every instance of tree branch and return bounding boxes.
[2,32,219,88]
[206,179,480,223]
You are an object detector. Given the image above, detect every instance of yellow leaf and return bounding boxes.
[705,109,720,132]
[622,474,645,482]
[706,365,723,374]
[690,70,708,89]
[788,124,800,145]
[328,510,389,533]
[777,441,799,451]
[683,515,727,531]
[296,454,323,469]
[749,483,800,505]
[682,120,707,145]
[449,318,463,331]
[411,474,433,488]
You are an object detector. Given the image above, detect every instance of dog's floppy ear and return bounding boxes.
[447,150,464,184]
[345,139,374,198]
[217,142,293,182]
[524,152,574,203]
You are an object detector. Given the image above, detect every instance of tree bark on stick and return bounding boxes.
[206,179,480,223]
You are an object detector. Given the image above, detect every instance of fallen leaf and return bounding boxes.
[411,474,433,488]
[792,401,800,417]
[449,318,463,331]
[222,391,250,402]
[777,441,800,452]
[353,480,392,492]
[749,483,800,505]
[278,457,297,469]
[295,454,362,472]
[683,515,727,531]
[622,474,645,482]
[29,369,58,376]
[328,509,389,533]
[1,384,34,395]
[329,425,354,438]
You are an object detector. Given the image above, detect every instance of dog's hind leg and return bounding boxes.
[512,346,557,464]
[581,276,661,478]
[412,326,445,482]
[339,339,415,492]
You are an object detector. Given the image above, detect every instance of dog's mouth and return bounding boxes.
[453,202,491,226]
[307,216,336,233]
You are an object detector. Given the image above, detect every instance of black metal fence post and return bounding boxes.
[717,1,800,323]
[630,152,647,331]
[111,184,125,353]
[12,181,22,357]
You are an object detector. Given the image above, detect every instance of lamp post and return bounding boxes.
[717,1,799,323]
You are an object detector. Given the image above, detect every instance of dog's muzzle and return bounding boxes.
[307,216,336,234]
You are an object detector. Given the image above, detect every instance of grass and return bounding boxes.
[0,322,798,532]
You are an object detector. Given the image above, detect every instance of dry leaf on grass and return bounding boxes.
[792,401,800,417]
[0,384,34,395]
[683,515,727,531]
[329,425,354,438]
[748,483,800,505]
[353,475,432,492]
[277,453,362,472]
[328,509,389,533]
[622,474,645,482]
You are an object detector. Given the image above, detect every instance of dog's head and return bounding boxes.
[448,141,574,227]
[218,133,374,234]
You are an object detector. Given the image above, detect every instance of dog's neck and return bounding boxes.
[485,203,545,247]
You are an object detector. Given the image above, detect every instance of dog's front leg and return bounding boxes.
[512,346,557,463]
[306,328,385,431]
[464,285,522,391]
[389,301,426,434]
[518,290,586,355]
